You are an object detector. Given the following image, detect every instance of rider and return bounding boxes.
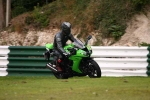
[49,22,77,71]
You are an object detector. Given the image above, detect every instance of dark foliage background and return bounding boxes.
[11,0,55,17]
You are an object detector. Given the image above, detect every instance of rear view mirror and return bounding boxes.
[85,35,92,46]
[87,35,92,40]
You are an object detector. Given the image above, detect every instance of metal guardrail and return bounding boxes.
[91,46,150,57]
[0,46,49,76]
[0,46,150,76]
[1,46,150,57]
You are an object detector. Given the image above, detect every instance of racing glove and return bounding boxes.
[63,52,71,58]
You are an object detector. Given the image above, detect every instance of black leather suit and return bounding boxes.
[52,31,76,64]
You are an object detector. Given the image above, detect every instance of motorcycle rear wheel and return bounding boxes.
[88,60,101,78]
[53,72,68,79]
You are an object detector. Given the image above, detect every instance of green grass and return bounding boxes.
[0,76,150,100]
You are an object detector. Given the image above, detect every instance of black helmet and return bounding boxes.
[61,22,71,36]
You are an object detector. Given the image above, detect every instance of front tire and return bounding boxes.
[88,60,101,78]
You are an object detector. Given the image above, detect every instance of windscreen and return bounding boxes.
[73,39,85,49]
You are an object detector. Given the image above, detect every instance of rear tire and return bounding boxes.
[88,60,101,78]
[53,72,68,79]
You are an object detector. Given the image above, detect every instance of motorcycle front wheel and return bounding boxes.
[88,60,101,78]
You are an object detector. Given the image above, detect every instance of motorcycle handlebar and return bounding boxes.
[67,48,76,55]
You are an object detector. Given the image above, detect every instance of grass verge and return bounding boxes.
[0,76,150,100]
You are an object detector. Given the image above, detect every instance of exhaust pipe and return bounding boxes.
[46,63,58,72]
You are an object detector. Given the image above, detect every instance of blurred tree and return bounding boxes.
[0,0,5,30]
[11,0,55,17]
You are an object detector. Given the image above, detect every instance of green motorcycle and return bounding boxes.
[44,35,101,79]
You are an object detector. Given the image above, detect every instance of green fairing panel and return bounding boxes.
[45,43,90,73]
[65,44,92,73]
[76,49,88,57]
[69,50,88,73]
[46,43,53,49]
[69,56,82,73]
[64,44,74,52]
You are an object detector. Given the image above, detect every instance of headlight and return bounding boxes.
[81,51,87,56]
